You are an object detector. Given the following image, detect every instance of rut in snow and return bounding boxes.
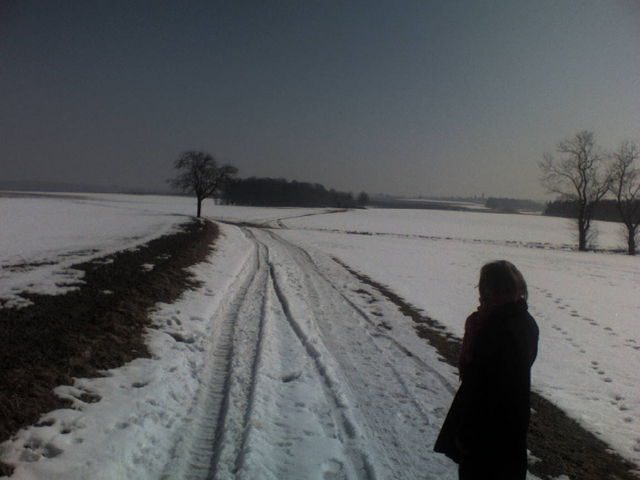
[161,237,269,479]
[165,225,457,479]
[267,261,376,480]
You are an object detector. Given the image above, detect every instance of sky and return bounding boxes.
[1,0,639,200]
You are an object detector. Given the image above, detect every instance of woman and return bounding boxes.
[434,260,539,480]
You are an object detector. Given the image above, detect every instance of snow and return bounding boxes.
[280,207,640,468]
[1,194,637,478]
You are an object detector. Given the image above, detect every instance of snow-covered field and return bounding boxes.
[1,192,639,479]
[0,193,324,307]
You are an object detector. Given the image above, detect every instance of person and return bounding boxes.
[434,260,539,480]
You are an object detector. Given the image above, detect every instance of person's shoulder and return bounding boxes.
[508,307,539,342]
[494,301,535,331]
[525,311,539,336]
[489,300,526,322]
[516,301,538,327]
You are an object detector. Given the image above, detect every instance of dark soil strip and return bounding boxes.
[334,257,639,480]
[0,219,219,477]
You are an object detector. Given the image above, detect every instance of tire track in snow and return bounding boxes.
[231,235,270,476]
[160,243,257,479]
[167,223,456,479]
[259,229,454,478]
[165,226,378,479]
[267,230,456,397]
[161,233,269,480]
[266,260,377,480]
[209,232,270,479]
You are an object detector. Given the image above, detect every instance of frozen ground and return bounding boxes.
[1,193,637,478]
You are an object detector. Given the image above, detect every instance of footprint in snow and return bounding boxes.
[322,459,345,479]
[282,371,302,383]
[22,438,64,460]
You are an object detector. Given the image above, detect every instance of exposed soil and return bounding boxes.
[0,219,219,477]
[334,258,640,480]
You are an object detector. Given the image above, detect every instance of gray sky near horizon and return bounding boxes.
[2,1,639,200]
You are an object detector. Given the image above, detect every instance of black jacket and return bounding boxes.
[434,300,539,468]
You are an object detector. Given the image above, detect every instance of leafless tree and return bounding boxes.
[539,131,611,251]
[609,140,640,255]
[169,151,237,218]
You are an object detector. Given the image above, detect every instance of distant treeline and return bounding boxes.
[485,197,544,213]
[544,199,640,223]
[221,177,365,208]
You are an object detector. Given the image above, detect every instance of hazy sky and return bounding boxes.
[2,1,639,199]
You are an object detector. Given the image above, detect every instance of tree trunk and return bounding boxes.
[196,197,202,218]
[578,218,588,251]
[628,228,637,256]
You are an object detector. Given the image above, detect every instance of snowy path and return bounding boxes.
[164,225,458,479]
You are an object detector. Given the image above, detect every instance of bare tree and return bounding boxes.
[169,151,237,218]
[609,140,640,255]
[539,131,611,251]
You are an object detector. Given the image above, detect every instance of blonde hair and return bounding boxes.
[479,260,528,304]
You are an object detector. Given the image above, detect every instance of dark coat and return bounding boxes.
[434,300,539,475]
